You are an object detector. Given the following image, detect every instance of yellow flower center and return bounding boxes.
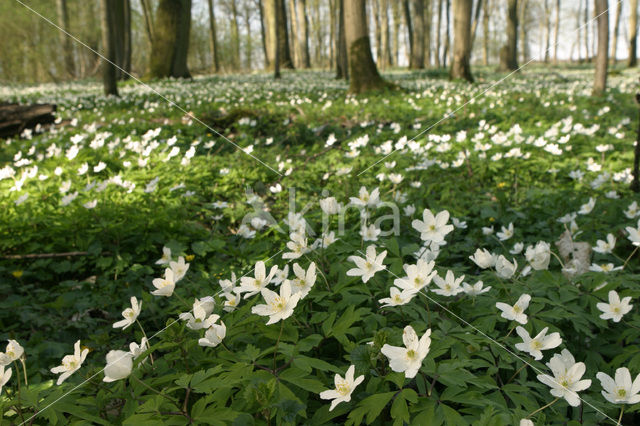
[513,305,522,314]
[406,349,416,359]
[532,340,542,350]
[617,388,627,398]
[336,383,350,396]
[429,224,436,231]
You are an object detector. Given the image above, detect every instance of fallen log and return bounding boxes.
[0,103,57,139]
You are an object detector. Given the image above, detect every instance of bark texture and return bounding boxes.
[593,0,608,96]
[499,0,518,71]
[101,0,118,96]
[630,0,638,66]
[344,0,386,93]
[148,0,192,79]
[450,0,473,82]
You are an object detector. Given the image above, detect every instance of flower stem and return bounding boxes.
[19,357,28,386]
[501,324,517,341]
[526,397,559,419]
[506,363,527,384]
[550,250,565,270]
[136,320,155,365]
[623,246,639,269]
[617,405,624,426]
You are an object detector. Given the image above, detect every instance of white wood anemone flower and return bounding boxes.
[103,350,133,383]
[536,349,591,406]
[319,365,365,411]
[151,268,176,297]
[381,326,431,378]
[251,280,301,325]
[238,261,278,298]
[514,326,562,360]
[496,294,531,325]
[0,339,24,366]
[112,296,142,330]
[596,290,633,323]
[346,245,387,283]
[596,367,640,405]
[198,322,227,348]
[50,340,89,385]
[0,365,11,395]
[411,208,454,244]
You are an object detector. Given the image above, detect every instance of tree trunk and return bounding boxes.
[244,10,253,69]
[553,0,560,64]
[403,0,414,67]
[543,0,551,63]
[344,0,386,92]
[424,0,432,66]
[450,0,473,81]
[470,0,482,47]
[610,0,621,63]
[593,0,608,96]
[101,0,118,96]
[112,0,131,80]
[584,0,590,61]
[265,0,294,69]
[518,0,528,64]
[391,0,401,65]
[149,0,191,79]
[329,0,336,68]
[274,0,282,77]
[297,0,311,67]
[499,0,518,71]
[56,0,75,77]
[230,0,240,69]
[630,0,638,66]
[410,0,425,68]
[208,0,220,72]
[336,0,349,78]
[380,0,391,68]
[444,0,451,67]
[372,0,383,66]
[576,0,582,61]
[436,0,442,67]
[259,0,270,68]
[482,0,489,65]
[0,103,57,139]
[289,0,299,67]
[140,0,155,47]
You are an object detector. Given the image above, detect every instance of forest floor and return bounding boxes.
[1,66,640,424]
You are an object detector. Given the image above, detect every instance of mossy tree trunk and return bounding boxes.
[149,0,192,79]
[593,0,608,96]
[450,0,473,82]
[336,0,348,79]
[344,0,387,93]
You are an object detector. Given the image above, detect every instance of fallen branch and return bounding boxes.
[1,251,109,260]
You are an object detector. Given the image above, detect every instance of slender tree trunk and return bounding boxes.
[543,0,551,63]
[610,0,621,63]
[140,0,155,48]
[344,0,386,92]
[258,0,270,68]
[576,0,582,62]
[112,0,131,80]
[424,0,432,66]
[380,0,390,68]
[101,0,118,96]
[172,0,191,77]
[593,0,608,95]
[630,0,638,66]
[276,0,294,68]
[450,0,473,81]
[244,11,253,69]
[499,0,518,71]
[482,0,489,65]
[372,0,382,65]
[230,0,240,69]
[289,0,298,67]
[519,0,528,64]
[584,0,590,61]
[274,0,281,77]
[470,0,482,47]
[56,0,75,77]
[410,0,425,68]
[444,0,451,67]
[391,0,401,65]
[436,0,442,67]
[553,0,560,64]
[296,0,311,68]
[403,0,414,67]
[329,0,336,68]
[336,0,349,78]
[208,0,220,72]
